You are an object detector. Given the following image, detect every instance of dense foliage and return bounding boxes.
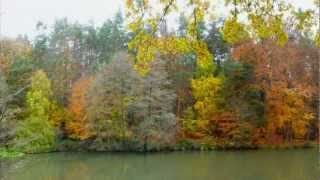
[0,0,319,154]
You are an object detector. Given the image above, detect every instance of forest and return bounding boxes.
[0,0,319,156]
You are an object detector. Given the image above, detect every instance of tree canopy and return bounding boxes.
[0,0,318,153]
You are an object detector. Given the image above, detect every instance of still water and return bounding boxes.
[0,149,319,180]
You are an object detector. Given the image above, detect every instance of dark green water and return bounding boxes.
[0,149,319,180]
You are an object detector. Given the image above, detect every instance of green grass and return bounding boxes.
[0,148,25,158]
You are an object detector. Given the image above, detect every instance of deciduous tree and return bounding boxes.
[66,76,93,140]
[87,53,141,142]
[14,70,55,153]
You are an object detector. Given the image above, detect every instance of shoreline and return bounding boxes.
[1,141,318,158]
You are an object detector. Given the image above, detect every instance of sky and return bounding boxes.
[0,0,316,39]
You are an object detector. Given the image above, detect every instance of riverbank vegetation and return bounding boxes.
[0,0,319,155]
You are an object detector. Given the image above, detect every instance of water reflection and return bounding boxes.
[1,149,319,180]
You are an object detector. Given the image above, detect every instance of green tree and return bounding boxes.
[97,10,128,68]
[220,60,265,126]
[14,70,55,153]
[205,20,230,66]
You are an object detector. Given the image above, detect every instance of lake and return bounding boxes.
[0,149,319,180]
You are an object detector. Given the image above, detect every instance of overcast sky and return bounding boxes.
[0,0,316,38]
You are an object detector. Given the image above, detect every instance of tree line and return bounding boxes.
[0,0,319,153]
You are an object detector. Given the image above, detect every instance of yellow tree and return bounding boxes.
[267,87,313,142]
[191,76,222,134]
[222,0,316,46]
[126,0,214,74]
[126,0,221,133]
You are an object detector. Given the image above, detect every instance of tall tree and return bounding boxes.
[97,10,128,67]
[131,58,177,149]
[66,76,93,140]
[191,75,223,136]
[87,53,141,142]
[205,20,230,66]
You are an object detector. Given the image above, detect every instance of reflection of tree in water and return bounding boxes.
[63,161,92,180]
[1,150,318,180]
[0,160,8,179]
[0,157,30,180]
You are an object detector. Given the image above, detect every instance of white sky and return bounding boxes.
[0,0,316,38]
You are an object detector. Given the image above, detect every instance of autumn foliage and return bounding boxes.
[66,76,93,140]
[0,0,319,153]
[232,40,317,143]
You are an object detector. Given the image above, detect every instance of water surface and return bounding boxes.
[0,149,318,180]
